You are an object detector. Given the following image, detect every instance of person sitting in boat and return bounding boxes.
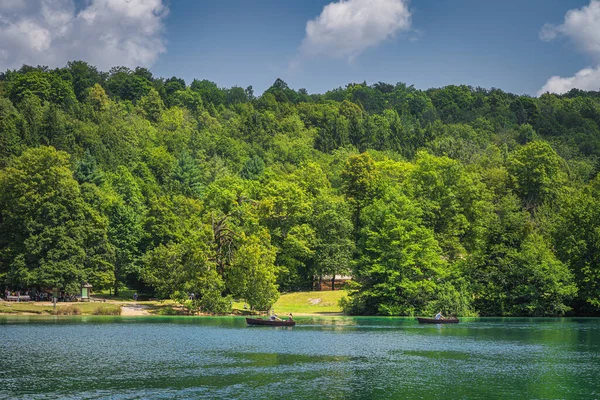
[269,313,281,321]
[288,313,293,321]
[435,311,444,320]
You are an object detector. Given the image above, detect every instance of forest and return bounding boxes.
[1,61,600,316]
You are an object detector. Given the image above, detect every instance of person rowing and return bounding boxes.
[434,311,444,320]
[269,312,281,321]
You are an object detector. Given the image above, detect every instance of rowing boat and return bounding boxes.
[245,317,296,327]
[417,317,459,324]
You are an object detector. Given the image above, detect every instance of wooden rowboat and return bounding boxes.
[246,317,296,327]
[417,317,459,324]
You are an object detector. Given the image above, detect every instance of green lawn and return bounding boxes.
[2,290,348,316]
[0,302,52,314]
[0,301,121,315]
[271,290,347,314]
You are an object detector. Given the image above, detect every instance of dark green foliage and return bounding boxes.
[74,150,104,185]
[0,98,24,165]
[7,70,76,108]
[466,195,576,316]
[240,156,265,180]
[0,147,111,293]
[1,61,600,316]
[190,79,226,106]
[65,61,106,102]
[106,67,153,102]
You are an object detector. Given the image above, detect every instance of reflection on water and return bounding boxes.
[0,316,598,399]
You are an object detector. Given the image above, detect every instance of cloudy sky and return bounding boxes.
[0,0,599,95]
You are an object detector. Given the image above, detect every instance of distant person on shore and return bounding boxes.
[435,311,444,320]
[133,292,138,301]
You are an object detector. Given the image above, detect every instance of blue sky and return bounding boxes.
[149,0,595,95]
[1,0,599,95]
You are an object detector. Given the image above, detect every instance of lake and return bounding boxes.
[1,316,599,399]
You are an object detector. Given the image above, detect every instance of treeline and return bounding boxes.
[0,61,599,316]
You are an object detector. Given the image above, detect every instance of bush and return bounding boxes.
[54,305,81,315]
[157,306,179,315]
[91,305,121,315]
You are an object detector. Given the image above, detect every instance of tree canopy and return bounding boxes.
[1,63,600,315]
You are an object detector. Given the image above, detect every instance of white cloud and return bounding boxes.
[0,0,168,71]
[539,0,600,60]
[538,66,600,95]
[299,0,411,60]
[539,0,600,94]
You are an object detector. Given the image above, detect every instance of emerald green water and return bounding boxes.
[1,316,598,399]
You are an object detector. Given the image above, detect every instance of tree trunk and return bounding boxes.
[318,275,322,291]
[331,275,335,291]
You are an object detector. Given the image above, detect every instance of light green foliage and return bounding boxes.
[170,89,203,114]
[507,141,567,210]
[409,151,493,258]
[341,152,379,235]
[230,233,279,310]
[142,237,231,314]
[138,88,164,122]
[344,191,465,316]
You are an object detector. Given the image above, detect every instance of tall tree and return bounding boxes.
[0,147,110,293]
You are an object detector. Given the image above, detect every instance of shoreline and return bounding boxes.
[0,300,346,317]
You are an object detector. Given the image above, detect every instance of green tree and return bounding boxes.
[0,98,24,166]
[142,237,231,314]
[311,194,354,290]
[240,156,265,180]
[507,141,567,210]
[190,79,225,105]
[229,233,279,310]
[74,150,104,185]
[466,195,576,316]
[548,184,600,313]
[344,192,465,316]
[138,87,164,122]
[341,152,378,235]
[0,147,109,293]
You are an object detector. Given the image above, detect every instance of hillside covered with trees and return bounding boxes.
[1,61,600,316]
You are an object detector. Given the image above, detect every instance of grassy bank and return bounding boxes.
[1,290,348,316]
[271,290,346,314]
[0,302,121,315]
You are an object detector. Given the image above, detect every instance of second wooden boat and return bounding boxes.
[417,317,459,324]
[246,317,296,327]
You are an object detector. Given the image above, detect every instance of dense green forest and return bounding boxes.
[1,61,600,316]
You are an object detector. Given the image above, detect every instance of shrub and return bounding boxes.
[91,305,121,315]
[157,306,179,315]
[54,305,81,315]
